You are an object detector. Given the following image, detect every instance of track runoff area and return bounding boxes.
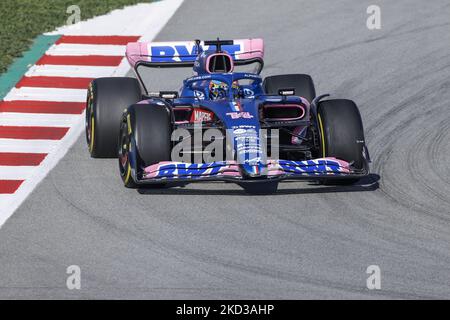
[0,0,184,227]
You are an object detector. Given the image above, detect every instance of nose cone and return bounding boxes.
[240,162,266,177]
[232,125,267,178]
[223,99,267,178]
[204,97,267,178]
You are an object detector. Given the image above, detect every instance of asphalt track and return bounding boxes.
[1,0,450,299]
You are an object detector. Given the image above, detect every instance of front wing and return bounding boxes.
[134,158,368,185]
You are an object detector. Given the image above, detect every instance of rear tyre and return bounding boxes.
[118,104,172,188]
[86,77,142,158]
[317,99,366,185]
[263,74,316,103]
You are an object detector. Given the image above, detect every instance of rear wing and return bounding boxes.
[126,38,264,68]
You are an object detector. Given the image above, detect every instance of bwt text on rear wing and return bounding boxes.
[125,38,264,68]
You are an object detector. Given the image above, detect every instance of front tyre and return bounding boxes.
[317,99,366,185]
[118,104,172,188]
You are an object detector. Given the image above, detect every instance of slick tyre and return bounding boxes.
[118,104,171,188]
[317,99,366,185]
[86,77,142,158]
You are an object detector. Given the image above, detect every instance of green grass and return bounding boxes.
[0,0,152,74]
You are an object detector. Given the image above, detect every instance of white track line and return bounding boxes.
[26,65,117,78]
[0,0,185,227]
[0,139,58,153]
[0,167,37,180]
[0,195,16,206]
[4,87,87,102]
[47,44,126,56]
[0,113,80,127]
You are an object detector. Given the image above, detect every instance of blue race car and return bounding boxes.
[85,38,370,194]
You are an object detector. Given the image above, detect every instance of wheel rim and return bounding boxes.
[317,113,326,158]
[118,118,131,182]
[86,90,95,153]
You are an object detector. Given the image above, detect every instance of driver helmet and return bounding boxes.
[209,80,228,100]
[231,81,241,99]
[208,80,242,100]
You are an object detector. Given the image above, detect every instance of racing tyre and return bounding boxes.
[86,77,142,158]
[317,99,366,185]
[263,74,316,103]
[119,104,171,188]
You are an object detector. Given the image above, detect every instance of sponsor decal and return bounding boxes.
[233,127,257,135]
[243,88,255,98]
[189,74,213,82]
[275,159,346,174]
[226,111,254,119]
[150,43,242,62]
[193,90,205,100]
[145,162,237,179]
[244,157,262,164]
[190,108,213,123]
[231,125,256,129]
[233,128,247,134]
[243,73,260,80]
[144,158,349,180]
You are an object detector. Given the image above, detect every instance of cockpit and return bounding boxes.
[193,50,253,100]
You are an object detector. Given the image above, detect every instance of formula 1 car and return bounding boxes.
[85,38,370,194]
